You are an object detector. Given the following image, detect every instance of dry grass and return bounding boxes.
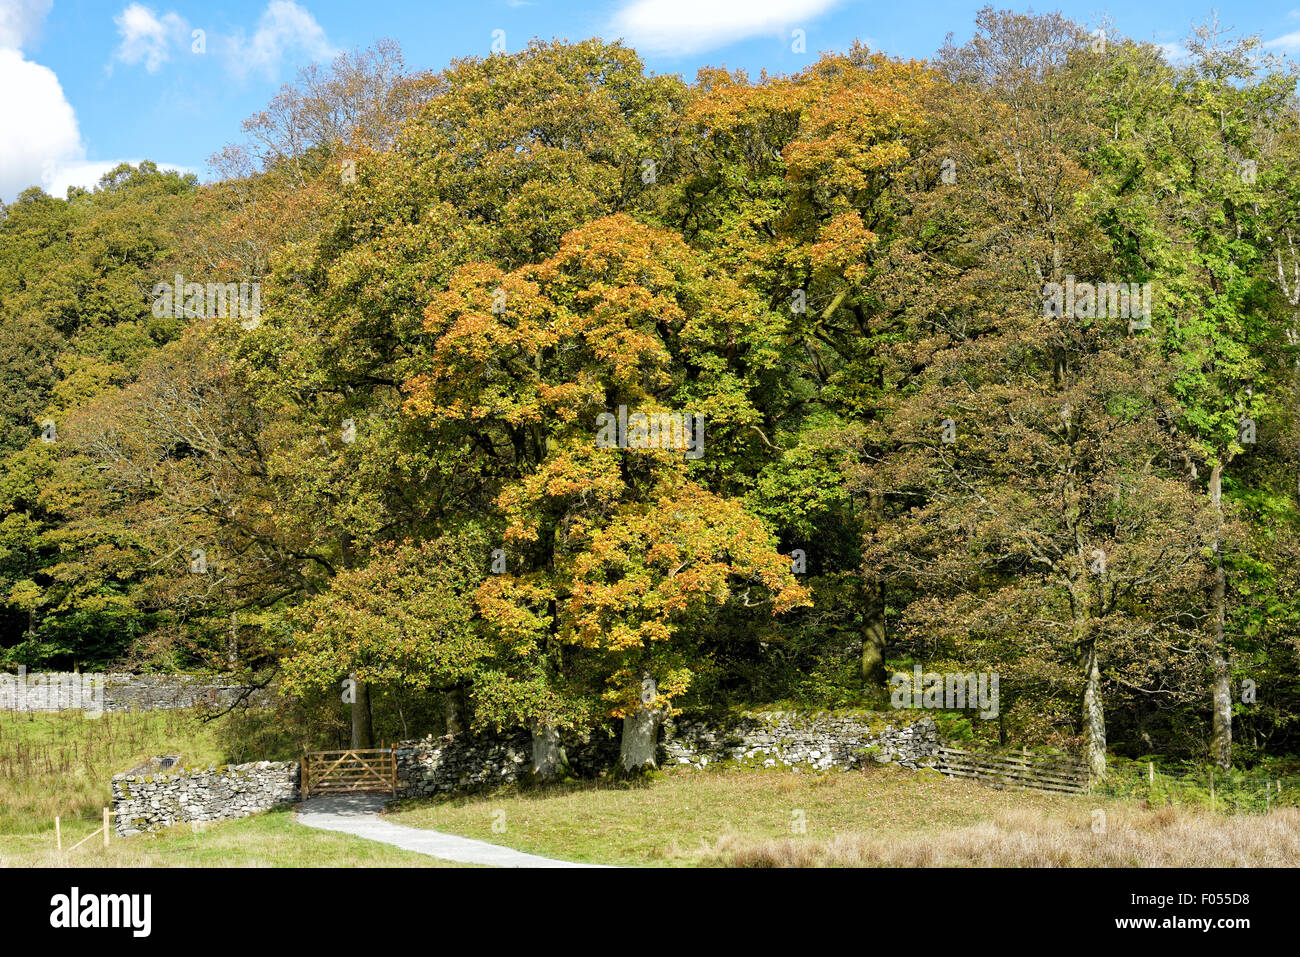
[707,803,1300,867]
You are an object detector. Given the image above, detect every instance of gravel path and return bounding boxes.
[296,794,603,868]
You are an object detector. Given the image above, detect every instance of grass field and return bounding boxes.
[7,708,1297,868]
[0,709,458,868]
[383,765,1300,867]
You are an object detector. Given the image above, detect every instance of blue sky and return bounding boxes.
[3,0,1300,201]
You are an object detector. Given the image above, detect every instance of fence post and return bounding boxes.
[1148,761,1154,788]
[103,807,110,847]
[1210,768,1215,812]
[55,816,61,851]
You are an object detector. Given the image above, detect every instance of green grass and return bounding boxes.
[0,708,232,837]
[382,764,1084,866]
[383,764,1300,867]
[1,804,466,867]
[10,708,1295,868]
[1094,755,1300,813]
[0,708,468,867]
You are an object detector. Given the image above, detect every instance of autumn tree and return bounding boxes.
[671,47,936,690]
[405,213,807,769]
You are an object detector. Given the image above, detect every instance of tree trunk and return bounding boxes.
[619,707,664,772]
[861,579,887,688]
[1072,569,1105,783]
[530,721,565,780]
[1209,463,1232,770]
[1082,638,1106,782]
[443,691,462,736]
[350,673,373,749]
[861,492,888,688]
[339,534,373,750]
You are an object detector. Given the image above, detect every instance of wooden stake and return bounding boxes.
[103,807,110,847]
[55,816,61,851]
[1148,761,1154,787]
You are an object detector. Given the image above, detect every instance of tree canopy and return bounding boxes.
[5,13,1300,773]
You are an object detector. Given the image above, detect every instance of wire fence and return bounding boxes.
[1093,757,1298,814]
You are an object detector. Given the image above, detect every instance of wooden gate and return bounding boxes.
[301,748,397,798]
[932,746,1089,795]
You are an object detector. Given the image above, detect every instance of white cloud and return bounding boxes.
[1156,41,1189,63]
[610,0,846,56]
[1264,31,1300,53]
[112,3,188,74]
[0,0,52,50]
[43,159,195,197]
[110,1,336,82]
[0,4,192,202]
[0,45,83,202]
[220,0,336,81]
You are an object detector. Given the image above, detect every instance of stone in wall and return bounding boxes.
[661,710,940,771]
[111,760,299,835]
[395,731,530,796]
[394,727,622,796]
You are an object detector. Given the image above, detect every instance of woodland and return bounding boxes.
[2,9,1298,776]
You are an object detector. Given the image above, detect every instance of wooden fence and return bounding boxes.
[54,807,115,853]
[301,748,397,798]
[932,745,1089,795]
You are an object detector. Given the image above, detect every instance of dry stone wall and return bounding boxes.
[662,710,940,770]
[112,761,299,835]
[0,671,274,713]
[110,710,940,832]
[394,728,620,796]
